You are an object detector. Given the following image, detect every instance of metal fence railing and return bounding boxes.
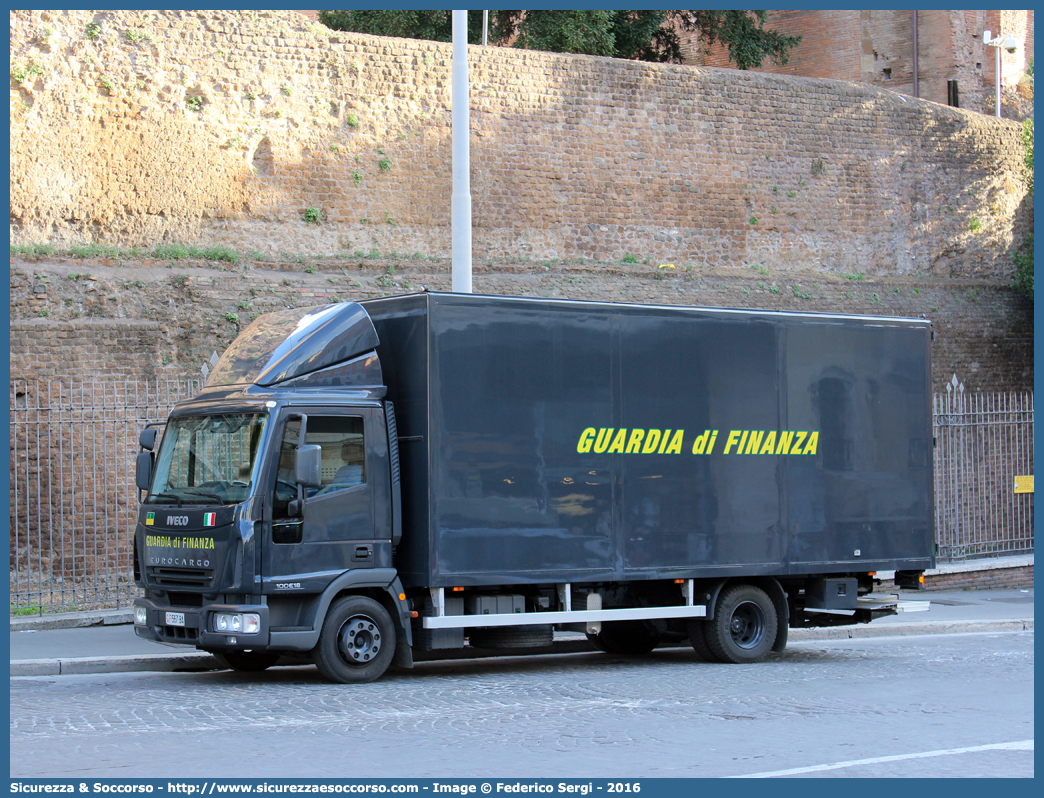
[8,379,1035,611]
[9,379,201,612]
[933,384,1035,562]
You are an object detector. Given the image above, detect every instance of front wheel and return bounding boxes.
[705,585,778,664]
[314,595,396,684]
[212,651,281,672]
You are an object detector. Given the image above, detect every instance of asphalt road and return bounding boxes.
[10,629,1033,779]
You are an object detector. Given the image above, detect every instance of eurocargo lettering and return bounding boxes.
[132,293,933,682]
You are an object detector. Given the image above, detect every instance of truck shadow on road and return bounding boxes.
[175,645,853,686]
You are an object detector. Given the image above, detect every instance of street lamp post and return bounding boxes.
[983,30,1018,119]
[451,10,472,293]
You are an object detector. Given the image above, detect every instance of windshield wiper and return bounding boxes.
[181,489,224,503]
[150,493,182,506]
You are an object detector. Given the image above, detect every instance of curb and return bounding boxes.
[10,652,219,677]
[788,617,1033,642]
[9,618,1032,677]
[10,609,134,632]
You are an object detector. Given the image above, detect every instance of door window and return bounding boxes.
[272,415,366,507]
[308,416,366,493]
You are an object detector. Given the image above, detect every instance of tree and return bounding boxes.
[1012,232,1033,300]
[1010,72,1035,298]
[317,10,485,45]
[319,10,801,70]
[683,11,802,70]
[511,10,617,58]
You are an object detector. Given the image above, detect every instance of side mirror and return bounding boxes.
[139,428,158,451]
[294,445,323,488]
[135,451,154,492]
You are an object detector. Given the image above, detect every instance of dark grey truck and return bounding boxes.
[133,293,933,682]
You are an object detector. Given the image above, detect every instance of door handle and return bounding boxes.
[352,544,373,562]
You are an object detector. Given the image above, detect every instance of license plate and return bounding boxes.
[165,612,186,627]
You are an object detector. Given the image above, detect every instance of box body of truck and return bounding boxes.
[132,292,934,682]
[364,292,934,585]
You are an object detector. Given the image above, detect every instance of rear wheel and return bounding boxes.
[587,620,660,655]
[212,651,281,672]
[705,585,777,664]
[314,595,396,684]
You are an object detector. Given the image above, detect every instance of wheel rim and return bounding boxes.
[728,601,766,649]
[337,614,382,666]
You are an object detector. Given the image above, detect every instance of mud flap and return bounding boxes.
[393,636,414,668]
[771,621,788,653]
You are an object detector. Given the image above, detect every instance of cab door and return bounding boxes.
[262,408,381,590]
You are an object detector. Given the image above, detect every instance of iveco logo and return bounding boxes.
[167,516,190,526]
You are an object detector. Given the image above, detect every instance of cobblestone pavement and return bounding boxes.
[10,631,1033,779]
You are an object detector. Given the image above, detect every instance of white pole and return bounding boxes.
[451,10,473,293]
[995,42,1002,118]
[482,10,489,46]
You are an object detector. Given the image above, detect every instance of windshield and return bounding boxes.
[148,414,267,506]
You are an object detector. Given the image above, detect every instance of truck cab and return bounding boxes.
[133,303,411,681]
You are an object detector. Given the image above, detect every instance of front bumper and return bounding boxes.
[133,597,270,651]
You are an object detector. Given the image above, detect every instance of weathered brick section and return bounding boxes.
[9,10,1031,277]
[925,565,1034,591]
[9,256,1033,394]
[10,319,174,381]
[692,10,1034,115]
[875,565,1033,591]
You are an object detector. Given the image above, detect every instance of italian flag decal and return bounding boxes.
[145,512,155,526]
[203,512,216,527]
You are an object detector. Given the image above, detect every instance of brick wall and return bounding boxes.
[692,10,1034,117]
[9,255,1034,394]
[875,565,1033,591]
[10,319,175,382]
[924,565,1034,591]
[699,10,866,82]
[9,10,1031,278]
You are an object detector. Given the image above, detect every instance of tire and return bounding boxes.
[587,620,660,656]
[705,584,778,664]
[469,625,553,649]
[313,595,396,684]
[687,619,721,662]
[212,651,281,672]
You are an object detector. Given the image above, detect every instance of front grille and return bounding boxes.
[166,591,205,607]
[147,566,213,589]
[156,625,199,643]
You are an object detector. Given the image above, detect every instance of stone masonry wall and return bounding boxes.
[9,255,1033,395]
[693,10,1035,117]
[10,318,173,382]
[874,565,1033,591]
[9,9,1032,278]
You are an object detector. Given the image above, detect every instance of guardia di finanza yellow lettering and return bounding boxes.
[576,428,818,455]
[144,535,216,549]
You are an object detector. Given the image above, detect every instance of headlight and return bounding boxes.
[214,613,260,635]
[134,607,148,625]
